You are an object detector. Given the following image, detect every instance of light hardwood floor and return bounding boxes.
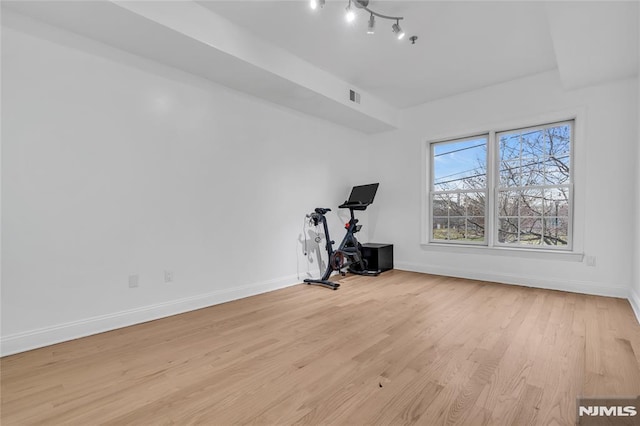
[2,270,640,425]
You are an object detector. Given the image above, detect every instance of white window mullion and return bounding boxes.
[488,130,497,248]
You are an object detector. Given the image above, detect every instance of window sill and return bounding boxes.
[420,242,585,262]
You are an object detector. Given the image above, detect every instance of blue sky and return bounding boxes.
[433,137,487,191]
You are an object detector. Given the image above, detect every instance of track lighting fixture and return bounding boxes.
[311,0,406,41]
[309,0,325,10]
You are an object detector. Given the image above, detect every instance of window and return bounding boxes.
[429,121,573,250]
[431,136,488,244]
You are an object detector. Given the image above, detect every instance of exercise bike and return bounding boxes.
[304,183,381,290]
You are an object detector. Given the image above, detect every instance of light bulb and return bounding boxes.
[310,0,325,10]
[345,2,355,22]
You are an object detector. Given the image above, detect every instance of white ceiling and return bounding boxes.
[2,0,638,133]
[545,1,639,90]
[200,1,559,108]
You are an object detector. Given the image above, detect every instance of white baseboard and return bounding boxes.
[1,274,300,357]
[629,287,640,326]
[395,261,630,299]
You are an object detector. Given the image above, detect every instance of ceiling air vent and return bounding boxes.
[349,89,361,104]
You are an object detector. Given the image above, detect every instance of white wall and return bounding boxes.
[633,71,640,321]
[632,7,640,321]
[1,17,370,354]
[368,70,638,298]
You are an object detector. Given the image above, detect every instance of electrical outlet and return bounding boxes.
[586,256,596,267]
[128,274,139,288]
[164,270,174,283]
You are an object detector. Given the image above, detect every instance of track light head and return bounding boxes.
[345,1,356,22]
[392,21,405,40]
[367,14,375,34]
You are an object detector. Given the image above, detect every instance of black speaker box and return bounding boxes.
[362,243,393,272]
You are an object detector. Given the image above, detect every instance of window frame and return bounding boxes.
[425,119,576,253]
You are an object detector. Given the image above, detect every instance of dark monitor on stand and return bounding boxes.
[340,183,379,210]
